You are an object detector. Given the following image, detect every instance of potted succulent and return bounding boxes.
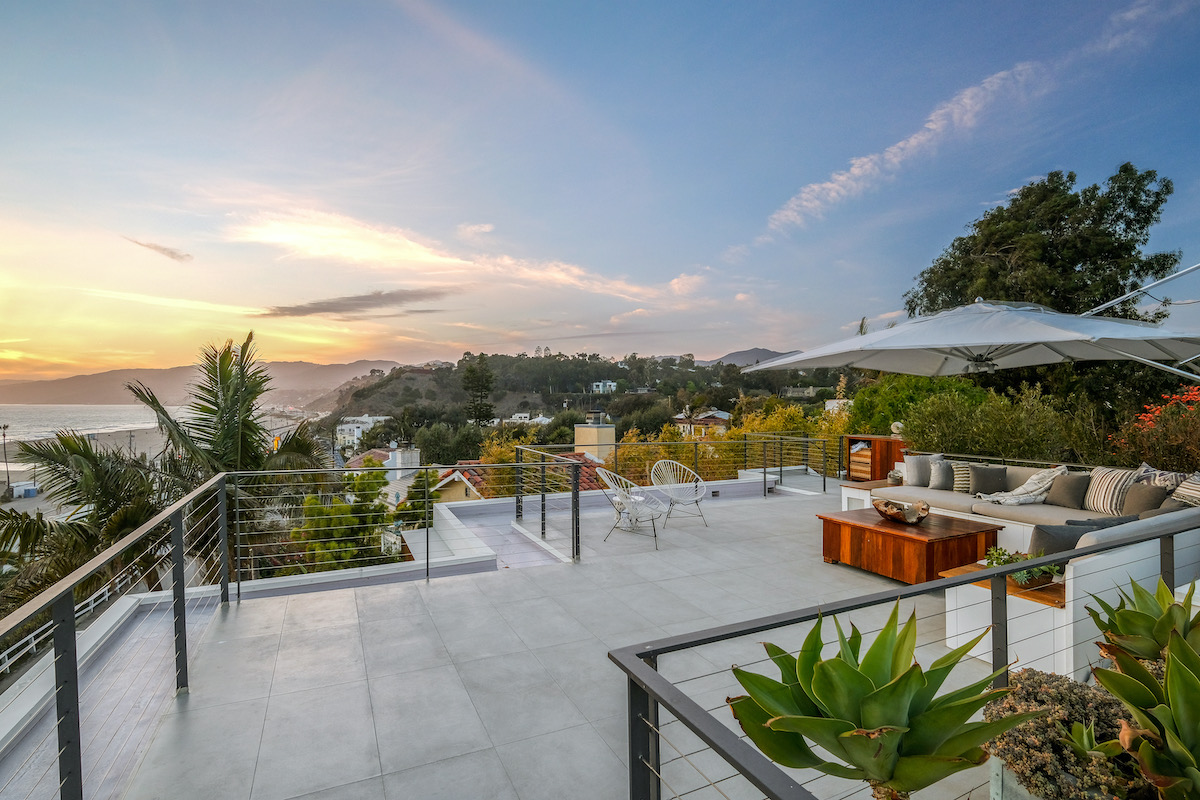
[728,604,1041,800]
[985,546,1061,589]
[1087,579,1200,663]
[984,668,1153,799]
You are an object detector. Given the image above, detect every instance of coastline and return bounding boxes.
[2,427,169,516]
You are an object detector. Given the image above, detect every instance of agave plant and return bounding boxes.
[1087,579,1200,662]
[728,604,1041,800]
[1094,631,1200,799]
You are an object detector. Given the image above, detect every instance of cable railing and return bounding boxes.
[609,507,1200,800]
[0,475,229,800]
[517,435,829,496]
[227,460,586,584]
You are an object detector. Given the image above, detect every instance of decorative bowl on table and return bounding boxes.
[871,498,930,525]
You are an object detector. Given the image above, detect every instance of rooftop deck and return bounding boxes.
[2,476,991,800]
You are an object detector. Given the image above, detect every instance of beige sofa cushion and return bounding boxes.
[872,485,979,514]
[969,502,1114,526]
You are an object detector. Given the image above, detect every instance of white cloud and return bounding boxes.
[761,0,1189,237]
[79,288,261,316]
[609,308,651,326]
[668,273,706,295]
[226,209,470,269]
[767,63,1037,232]
[457,222,494,241]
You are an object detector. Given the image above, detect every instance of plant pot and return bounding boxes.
[1007,574,1053,591]
[990,758,1039,800]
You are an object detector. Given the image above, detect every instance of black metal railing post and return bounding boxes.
[1161,535,1176,589]
[991,575,1009,689]
[778,438,783,484]
[571,462,581,562]
[51,592,84,800]
[217,475,230,604]
[761,442,768,496]
[424,473,431,580]
[693,441,699,474]
[540,463,547,539]
[232,472,242,599]
[742,433,747,471]
[821,439,827,492]
[628,671,661,800]
[615,443,620,478]
[170,508,189,693]
[515,448,523,520]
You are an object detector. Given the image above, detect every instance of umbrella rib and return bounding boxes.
[1040,342,1072,361]
[1143,339,1191,362]
[1092,345,1200,383]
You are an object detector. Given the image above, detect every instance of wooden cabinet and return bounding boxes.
[843,434,906,482]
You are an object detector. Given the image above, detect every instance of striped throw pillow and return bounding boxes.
[1172,472,1200,507]
[1083,467,1137,515]
[950,461,971,493]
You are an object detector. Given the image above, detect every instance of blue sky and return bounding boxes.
[2,0,1199,379]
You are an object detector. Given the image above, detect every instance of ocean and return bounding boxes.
[0,404,170,443]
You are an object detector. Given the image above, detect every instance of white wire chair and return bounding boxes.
[650,459,708,528]
[596,467,667,548]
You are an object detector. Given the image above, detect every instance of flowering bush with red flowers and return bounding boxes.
[1109,385,1200,472]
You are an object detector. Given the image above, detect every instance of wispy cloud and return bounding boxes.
[261,288,452,318]
[456,222,494,242]
[766,63,1037,233]
[1082,0,1195,56]
[762,0,1187,236]
[226,204,723,318]
[123,236,193,262]
[226,209,470,270]
[80,288,260,315]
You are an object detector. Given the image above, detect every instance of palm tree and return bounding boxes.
[0,332,329,610]
[126,332,329,580]
[127,332,326,478]
[0,433,168,614]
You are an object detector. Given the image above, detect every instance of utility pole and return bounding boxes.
[1,423,10,493]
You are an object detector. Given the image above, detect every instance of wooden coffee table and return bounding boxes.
[816,508,1002,585]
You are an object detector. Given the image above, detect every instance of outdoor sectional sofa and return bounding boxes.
[860,457,1200,680]
[872,464,1105,553]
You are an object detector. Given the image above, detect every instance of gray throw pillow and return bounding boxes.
[928,460,955,491]
[1138,497,1192,519]
[903,453,943,487]
[1122,482,1170,516]
[903,455,931,486]
[1044,472,1090,509]
[969,464,1007,496]
[1029,524,1090,556]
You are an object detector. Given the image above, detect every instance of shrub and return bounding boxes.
[846,375,986,435]
[984,668,1151,800]
[903,385,1071,461]
[1109,385,1200,472]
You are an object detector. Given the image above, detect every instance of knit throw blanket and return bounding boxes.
[977,465,1067,505]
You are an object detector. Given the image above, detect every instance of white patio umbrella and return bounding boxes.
[745,300,1200,382]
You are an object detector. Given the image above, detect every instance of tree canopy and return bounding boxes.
[904,163,1179,321]
[461,352,496,426]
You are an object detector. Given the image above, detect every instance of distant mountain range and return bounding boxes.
[0,360,401,406]
[697,348,794,367]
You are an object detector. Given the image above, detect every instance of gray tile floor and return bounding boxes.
[77,479,989,799]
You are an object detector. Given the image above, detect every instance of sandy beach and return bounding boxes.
[2,426,169,517]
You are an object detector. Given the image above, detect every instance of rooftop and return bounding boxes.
[0,474,1029,799]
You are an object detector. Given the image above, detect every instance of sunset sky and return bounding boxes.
[2,1,1200,380]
